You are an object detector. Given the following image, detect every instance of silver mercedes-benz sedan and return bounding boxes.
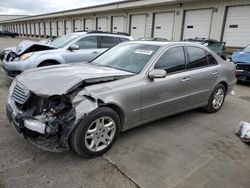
[6,41,236,157]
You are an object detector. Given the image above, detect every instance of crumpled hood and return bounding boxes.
[232,51,250,64]
[16,63,134,97]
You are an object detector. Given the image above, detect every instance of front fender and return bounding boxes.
[73,95,99,124]
[32,54,66,67]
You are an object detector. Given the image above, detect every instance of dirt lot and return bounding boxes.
[0,37,250,188]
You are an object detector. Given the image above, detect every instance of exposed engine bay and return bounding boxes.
[8,73,130,151]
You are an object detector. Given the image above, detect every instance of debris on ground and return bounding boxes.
[236,121,250,142]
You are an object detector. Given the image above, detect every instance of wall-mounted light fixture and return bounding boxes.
[177,3,182,8]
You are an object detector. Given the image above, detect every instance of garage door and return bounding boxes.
[31,23,35,35]
[112,16,125,32]
[74,19,82,31]
[20,24,24,34]
[183,9,213,39]
[84,18,94,31]
[58,21,64,36]
[27,23,31,35]
[45,22,51,36]
[97,17,107,31]
[223,6,250,47]
[23,24,26,35]
[65,20,72,34]
[16,24,20,33]
[153,12,175,40]
[40,22,45,36]
[35,23,39,36]
[130,15,147,39]
[51,21,57,36]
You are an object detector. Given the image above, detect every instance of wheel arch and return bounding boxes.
[38,59,60,67]
[101,103,125,130]
[218,81,228,93]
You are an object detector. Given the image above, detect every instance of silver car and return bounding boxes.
[3,31,132,77]
[6,41,236,157]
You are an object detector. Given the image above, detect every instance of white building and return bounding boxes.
[0,15,28,30]
[0,0,250,48]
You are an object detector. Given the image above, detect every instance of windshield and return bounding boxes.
[50,34,80,48]
[92,43,160,73]
[243,45,250,53]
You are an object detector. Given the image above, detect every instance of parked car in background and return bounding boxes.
[139,37,169,42]
[184,37,227,60]
[2,31,132,77]
[231,44,250,82]
[6,41,236,157]
[0,30,19,38]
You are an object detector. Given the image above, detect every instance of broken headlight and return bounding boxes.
[20,52,33,61]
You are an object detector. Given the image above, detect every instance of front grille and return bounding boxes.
[236,64,250,72]
[12,82,30,105]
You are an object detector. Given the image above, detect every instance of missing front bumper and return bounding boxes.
[6,104,70,152]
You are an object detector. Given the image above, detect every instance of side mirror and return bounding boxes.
[69,44,79,51]
[148,69,167,80]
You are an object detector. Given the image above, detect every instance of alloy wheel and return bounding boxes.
[212,88,225,110]
[85,117,116,152]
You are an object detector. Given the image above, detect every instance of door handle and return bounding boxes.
[182,77,191,82]
[212,71,218,75]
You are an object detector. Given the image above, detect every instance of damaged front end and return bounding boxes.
[7,80,80,152]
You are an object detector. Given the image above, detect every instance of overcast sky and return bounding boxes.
[0,0,121,15]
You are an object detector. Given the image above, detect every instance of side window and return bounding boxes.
[100,36,117,48]
[75,36,98,49]
[206,52,218,65]
[187,47,208,69]
[154,47,186,73]
[119,37,129,43]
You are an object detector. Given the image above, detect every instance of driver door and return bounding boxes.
[141,46,192,121]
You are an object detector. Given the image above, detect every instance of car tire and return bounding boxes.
[69,107,120,158]
[203,84,226,113]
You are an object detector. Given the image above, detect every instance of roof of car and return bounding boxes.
[184,37,219,43]
[70,31,131,37]
[126,41,205,47]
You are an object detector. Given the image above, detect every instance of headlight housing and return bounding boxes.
[20,52,33,61]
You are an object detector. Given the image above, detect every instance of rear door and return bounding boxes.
[185,46,221,104]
